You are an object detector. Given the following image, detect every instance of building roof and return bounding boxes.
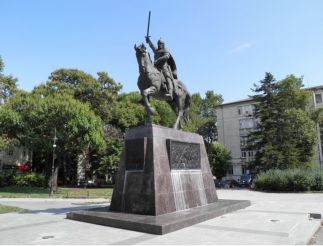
[305,85,323,91]
[217,97,255,107]
[218,84,323,108]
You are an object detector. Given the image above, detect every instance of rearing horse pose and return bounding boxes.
[135,43,191,129]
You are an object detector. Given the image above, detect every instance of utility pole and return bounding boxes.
[50,128,57,196]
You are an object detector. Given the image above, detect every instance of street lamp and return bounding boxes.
[50,128,57,196]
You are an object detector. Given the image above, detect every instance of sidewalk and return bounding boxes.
[0,190,322,245]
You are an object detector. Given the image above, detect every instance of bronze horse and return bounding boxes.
[135,43,191,129]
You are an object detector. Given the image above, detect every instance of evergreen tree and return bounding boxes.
[248,73,317,172]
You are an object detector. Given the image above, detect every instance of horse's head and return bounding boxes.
[134,43,147,59]
[134,43,152,74]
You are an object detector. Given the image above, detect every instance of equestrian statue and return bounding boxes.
[135,12,191,129]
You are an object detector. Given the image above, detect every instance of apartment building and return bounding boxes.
[216,85,323,181]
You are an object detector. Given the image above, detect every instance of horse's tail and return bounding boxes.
[183,92,191,124]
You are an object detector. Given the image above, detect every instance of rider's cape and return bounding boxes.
[159,48,178,80]
[168,53,177,80]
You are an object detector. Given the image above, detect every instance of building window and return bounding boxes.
[315,94,322,104]
[239,119,256,129]
[241,150,255,161]
[240,136,248,148]
[241,151,247,158]
[252,104,256,114]
[238,105,256,116]
[320,124,323,157]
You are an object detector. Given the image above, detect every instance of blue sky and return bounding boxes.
[1,0,323,103]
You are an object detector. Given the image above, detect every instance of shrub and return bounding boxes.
[0,175,3,187]
[310,170,323,191]
[254,168,322,192]
[289,170,311,191]
[13,172,45,187]
[0,171,16,187]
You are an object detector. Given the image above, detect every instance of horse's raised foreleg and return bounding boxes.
[142,86,157,124]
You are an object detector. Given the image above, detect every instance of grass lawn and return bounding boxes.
[0,204,25,214]
[0,186,113,199]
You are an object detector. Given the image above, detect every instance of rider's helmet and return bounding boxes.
[157,38,165,49]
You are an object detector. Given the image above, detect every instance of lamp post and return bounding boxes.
[50,128,57,196]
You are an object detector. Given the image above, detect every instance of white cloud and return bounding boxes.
[230,40,256,54]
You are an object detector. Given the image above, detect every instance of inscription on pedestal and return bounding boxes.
[167,140,200,169]
[125,138,147,170]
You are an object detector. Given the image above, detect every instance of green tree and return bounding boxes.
[110,92,146,131]
[0,56,18,102]
[0,56,19,150]
[248,73,317,172]
[110,92,176,131]
[183,91,223,150]
[35,69,122,122]
[208,141,232,179]
[150,98,176,127]
[92,125,123,181]
[0,91,105,190]
[32,68,124,185]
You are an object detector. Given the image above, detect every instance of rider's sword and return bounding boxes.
[146,11,151,38]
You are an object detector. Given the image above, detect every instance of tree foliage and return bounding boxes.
[183,91,223,150]
[0,90,105,189]
[0,56,19,150]
[248,73,317,171]
[35,69,122,122]
[208,141,232,179]
[0,56,18,102]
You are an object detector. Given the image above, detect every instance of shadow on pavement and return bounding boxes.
[20,205,108,215]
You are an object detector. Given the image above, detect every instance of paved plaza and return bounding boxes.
[0,189,322,245]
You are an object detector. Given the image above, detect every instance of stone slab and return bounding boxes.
[66,199,250,235]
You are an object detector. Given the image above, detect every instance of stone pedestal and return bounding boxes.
[109,124,218,215]
[67,124,250,234]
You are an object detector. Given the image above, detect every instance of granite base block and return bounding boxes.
[66,199,251,235]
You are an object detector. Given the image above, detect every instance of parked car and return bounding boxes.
[16,162,32,174]
[239,174,253,187]
[223,179,240,188]
[214,179,225,188]
[86,178,106,188]
[214,178,240,188]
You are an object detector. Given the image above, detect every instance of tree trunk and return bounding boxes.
[77,147,90,186]
[48,154,61,192]
[45,155,52,189]
[52,162,60,191]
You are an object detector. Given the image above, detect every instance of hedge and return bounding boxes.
[254,168,323,192]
